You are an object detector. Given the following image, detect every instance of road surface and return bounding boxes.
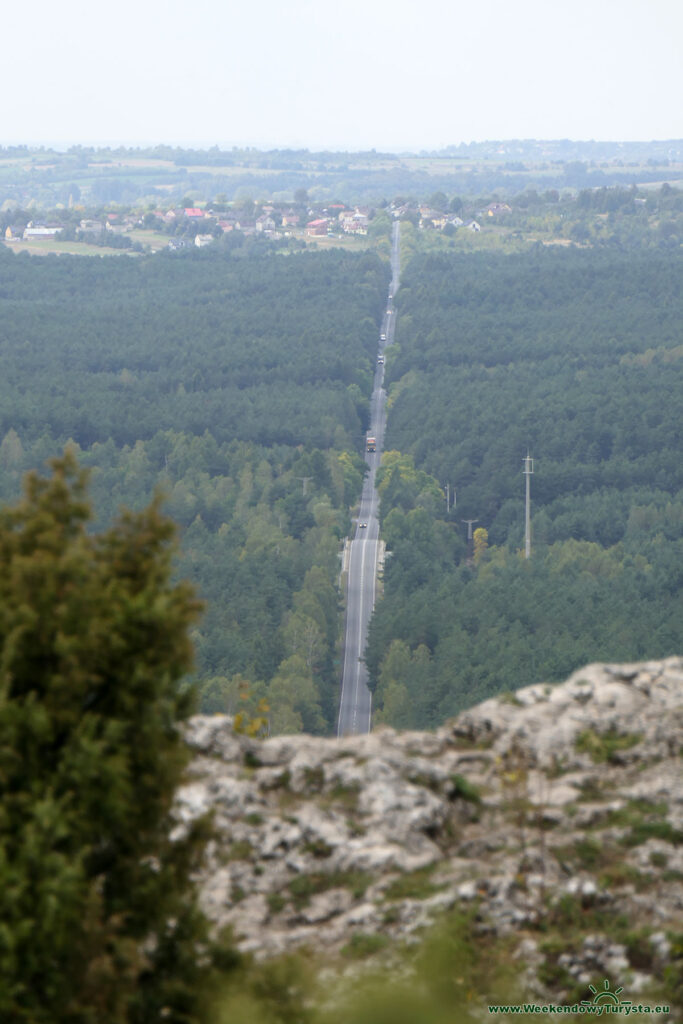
[337,223,400,736]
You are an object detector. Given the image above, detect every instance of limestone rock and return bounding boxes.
[180,657,683,996]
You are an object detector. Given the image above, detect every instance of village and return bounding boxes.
[1,196,504,254]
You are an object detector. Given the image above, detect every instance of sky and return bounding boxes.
[2,0,681,151]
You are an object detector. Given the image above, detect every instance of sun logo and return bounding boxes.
[582,978,630,1007]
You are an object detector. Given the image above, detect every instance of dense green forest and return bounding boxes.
[0,244,388,730]
[366,246,683,727]
[2,231,683,736]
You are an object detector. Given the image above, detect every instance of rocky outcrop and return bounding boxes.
[178,658,682,1003]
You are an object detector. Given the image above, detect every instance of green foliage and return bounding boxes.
[0,247,387,450]
[449,774,482,804]
[0,245,387,735]
[286,870,372,908]
[367,246,683,728]
[0,453,233,1023]
[574,728,643,763]
[620,821,683,848]
[340,932,389,959]
[382,864,445,902]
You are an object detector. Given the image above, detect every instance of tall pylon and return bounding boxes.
[523,453,533,559]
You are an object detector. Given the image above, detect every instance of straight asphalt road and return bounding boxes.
[337,222,400,736]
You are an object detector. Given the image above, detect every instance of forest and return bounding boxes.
[366,244,683,727]
[0,244,388,731]
[2,231,683,736]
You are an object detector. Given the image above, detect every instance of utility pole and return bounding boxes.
[296,476,313,496]
[445,483,450,513]
[523,453,533,559]
[462,518,478,562]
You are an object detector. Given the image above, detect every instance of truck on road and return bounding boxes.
[366,436,376,452]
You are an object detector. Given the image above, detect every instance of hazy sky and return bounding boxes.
[3,0,681,150]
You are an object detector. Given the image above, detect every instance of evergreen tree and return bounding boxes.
[0,453,235,1023]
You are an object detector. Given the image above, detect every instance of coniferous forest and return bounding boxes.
[366,246,683,726]
[0,244,388,732]
[1,238,682,733]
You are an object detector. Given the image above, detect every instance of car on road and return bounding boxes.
[359,522,367,529]
[380,333,386,340]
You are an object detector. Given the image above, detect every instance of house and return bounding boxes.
[420,210,447,229]
[194,234,214,248]
[389,203,410,220]
[464,220,481,232]
[419,205,442,220]
[184,208,205,219]
[79,219,104,233]
[339,208,369,235]
[487,202,511,217]
[255,214,276,233]
[5,225,26,240]
[306,218,330,236]
[281,210,299,227]
[23,224,62,240]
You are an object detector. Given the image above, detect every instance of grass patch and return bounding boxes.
[245,812,264,825]
[340,932,389,960]
[555,836,603,870]
[575,728,642,764]
[553,835,653,890]
[620,820,683,848]
[320,781,361,811]
[542,893,630,940]
[497,691,522,706]
[606,799,668,827]
[302,766,325,793]
[601,799,683,847]
[449,774,482,804]
[287,870,372,909]
[303,839,333,859]
[227,839,253,861]
[599,862,651,890]
[575,777,611,801]
[624,929,656,970]
[231,884,246,904]
[383,864,446,902]
[408,771,442,793]
[267,892,287,915]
